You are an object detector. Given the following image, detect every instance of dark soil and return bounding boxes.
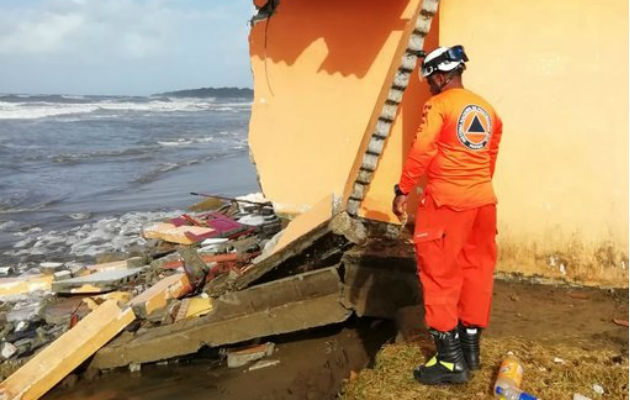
[44,278,628,400]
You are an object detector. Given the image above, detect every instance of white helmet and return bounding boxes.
[420,45,468,78]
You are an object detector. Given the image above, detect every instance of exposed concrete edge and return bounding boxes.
[225,194,341,291]
[91,267,351,369]
[231,222,332,291]
[330,212,368,245]
[51,267,146,294]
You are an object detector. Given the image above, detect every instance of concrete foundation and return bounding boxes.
[91,267,351,369]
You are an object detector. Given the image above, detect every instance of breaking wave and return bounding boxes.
[0,96,252,120]
[51,147,157,164]
[8,210,183,258]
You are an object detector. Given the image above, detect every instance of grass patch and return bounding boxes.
[341,336,629,400]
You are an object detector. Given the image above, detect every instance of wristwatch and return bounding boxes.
[394,184,408,197]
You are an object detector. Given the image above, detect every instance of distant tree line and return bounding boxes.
[153,87,253,98]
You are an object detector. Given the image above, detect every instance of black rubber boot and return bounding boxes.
[413,328,469,385]
[458,323,482,370]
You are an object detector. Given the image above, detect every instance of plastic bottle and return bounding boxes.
[493,355,538,400]
[495,385,538,400]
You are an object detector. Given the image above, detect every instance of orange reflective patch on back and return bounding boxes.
[457,105,492,150]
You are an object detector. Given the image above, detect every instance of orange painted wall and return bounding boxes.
[248,0,423,214]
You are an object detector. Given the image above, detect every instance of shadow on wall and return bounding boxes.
[250,0,409,78]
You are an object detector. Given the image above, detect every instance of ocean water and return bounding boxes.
[0,94,259,267]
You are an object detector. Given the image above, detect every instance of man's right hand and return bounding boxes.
[392,194,408,220]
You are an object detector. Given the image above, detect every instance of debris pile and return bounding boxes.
[0,192,422,399]
[0,194,286,398]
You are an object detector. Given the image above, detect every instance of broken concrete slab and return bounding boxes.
[227,194,339,292]
[128,273,191,319]
[227,342,275,368]
[6,301,44,323]
[52,270,71,281]
[0,343,17,361]
[38,263,65,275]
[329,211,367,245]
[0,300,135,400]
[52,267,145,294]
[91,266,351,369]
[82,257,144,276]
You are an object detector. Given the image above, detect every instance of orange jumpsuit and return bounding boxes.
[398,87,503,332]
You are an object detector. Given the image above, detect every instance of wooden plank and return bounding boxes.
[0,275,54,298]
[128,273,191,318]
[142,222,214,245]
[0,300,135,400]
[91,267,350,369]
[82,291,133,311]
[174,296,213,322]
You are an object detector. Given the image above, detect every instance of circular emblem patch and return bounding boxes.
[456,105,492,150]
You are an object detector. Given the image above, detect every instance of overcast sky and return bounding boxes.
[0,0,255,95]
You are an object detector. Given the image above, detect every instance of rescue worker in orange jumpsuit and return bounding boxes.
[392,45,503,385]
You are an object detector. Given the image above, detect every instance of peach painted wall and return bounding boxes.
[438,0,628,285]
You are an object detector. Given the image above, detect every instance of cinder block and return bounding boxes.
[400,53,418,71]
[374,119,392,138]
[393,71,411,88]
[346,199,360,216]
[381,104,399,121]
[407,33,424,51]
[351,183,366,200]
[415,15,433,33]
[367,137,386,155]
[362,153,379,171]
[387,88,404,104]
[421,0,439,15]
[356,169,373,184]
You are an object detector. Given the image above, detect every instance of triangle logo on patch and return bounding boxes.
[467,115,486,133]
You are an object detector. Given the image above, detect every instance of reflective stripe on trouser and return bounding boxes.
[413,195,497,332]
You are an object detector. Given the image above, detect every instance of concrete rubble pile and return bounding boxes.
[0,194,422,400]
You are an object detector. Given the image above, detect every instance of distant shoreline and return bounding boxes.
[153,87,253,98]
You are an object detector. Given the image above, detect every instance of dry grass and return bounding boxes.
[341,336,629,400]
